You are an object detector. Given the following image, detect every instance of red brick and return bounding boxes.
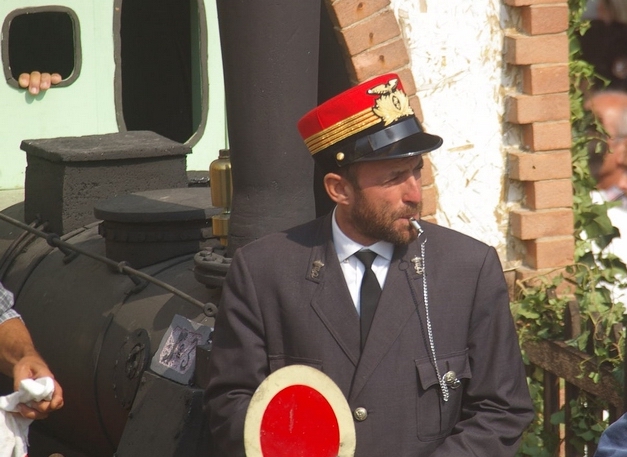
[524,236,575,269]
[396,67,416,96]
[339,10,400,56]
[422,185,437,217]
[515,266,573,296]
[504,0,566,5]
[524,179,573,209]
[522,64,570,95]
[351,38,410,81]
[325,0,390,29]
[504,33,568,65]
[506,93,570,124]
[510,208,573,239]
[509,150,572,181]
[521,4,569,35]
[421,154,434,186]
[522,121,572,151]
[409,96,424,123]
[504,270,517,302]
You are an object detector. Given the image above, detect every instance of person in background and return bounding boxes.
[585,91,627,307]
[586,90,627,210]
[0,282,63,419]
[586,90,627,152]
[594,413,627,457]
[590,92,627,457]
[587,92,627,245]
[205,73,534,457]
[17,71,62,96]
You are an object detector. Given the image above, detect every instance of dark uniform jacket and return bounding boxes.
[595,413,627,457]
[205,214,534,457]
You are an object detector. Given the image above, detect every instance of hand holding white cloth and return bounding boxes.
[0,377,55,457]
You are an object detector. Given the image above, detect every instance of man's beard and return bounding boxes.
[351,191,421,245]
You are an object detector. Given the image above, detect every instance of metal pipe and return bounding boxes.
[0,212,217,316]
[216,0,320,256]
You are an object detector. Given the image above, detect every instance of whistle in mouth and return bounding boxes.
[409,217,421,232]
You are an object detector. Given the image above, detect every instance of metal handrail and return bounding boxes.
[0,212,218,316]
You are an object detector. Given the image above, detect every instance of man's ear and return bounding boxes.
[323,172,353,206]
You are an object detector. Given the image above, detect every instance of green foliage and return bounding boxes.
[513,0,626,455]
[551,395,608,453]
[516,369,560,457]
[511,280,569,342]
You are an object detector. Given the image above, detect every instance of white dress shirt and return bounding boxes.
[331,209,394,314]
[591,188,627,308]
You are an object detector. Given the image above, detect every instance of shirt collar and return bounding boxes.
[331,208,394,262]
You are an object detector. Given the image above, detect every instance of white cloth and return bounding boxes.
[0,377,54,457]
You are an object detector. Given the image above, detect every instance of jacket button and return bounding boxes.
[353,407,368,421]
[443,370,461,389]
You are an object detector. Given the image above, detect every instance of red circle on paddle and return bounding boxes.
[259,384,340,457]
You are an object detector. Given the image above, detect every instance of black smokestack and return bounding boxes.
[216,0,320,255]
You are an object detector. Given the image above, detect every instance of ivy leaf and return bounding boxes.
[550,410,565,425]
[517,309,540,319]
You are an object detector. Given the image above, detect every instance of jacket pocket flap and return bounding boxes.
[415,348,471,390]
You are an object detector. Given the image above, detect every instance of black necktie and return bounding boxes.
[354,250,381,350]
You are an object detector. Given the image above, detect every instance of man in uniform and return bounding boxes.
[205,73,533,456]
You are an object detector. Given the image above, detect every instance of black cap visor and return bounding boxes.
[356,130,443,162]
[312,116,443,172]
[339,116,442,166]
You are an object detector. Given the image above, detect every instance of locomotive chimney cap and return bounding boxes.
[297,73,443,172]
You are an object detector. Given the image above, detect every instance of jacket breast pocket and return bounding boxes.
[415,348,472,441]
[268,354,323,373]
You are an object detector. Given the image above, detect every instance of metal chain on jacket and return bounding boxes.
[410,218,449,402]
[419,238,449,402]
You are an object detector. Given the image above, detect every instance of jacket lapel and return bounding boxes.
[308,215,361,366]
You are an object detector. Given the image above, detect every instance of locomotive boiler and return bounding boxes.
[0,131,226,457]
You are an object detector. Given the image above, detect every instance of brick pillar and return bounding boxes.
[504,0,575,280]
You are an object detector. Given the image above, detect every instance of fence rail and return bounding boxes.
[523,300,626,457]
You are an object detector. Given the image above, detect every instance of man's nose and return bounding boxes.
[403,176,422,203]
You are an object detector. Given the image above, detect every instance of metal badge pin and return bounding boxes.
[411,256,424,275]
[442,371,461,389]
[310,260,324,278]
